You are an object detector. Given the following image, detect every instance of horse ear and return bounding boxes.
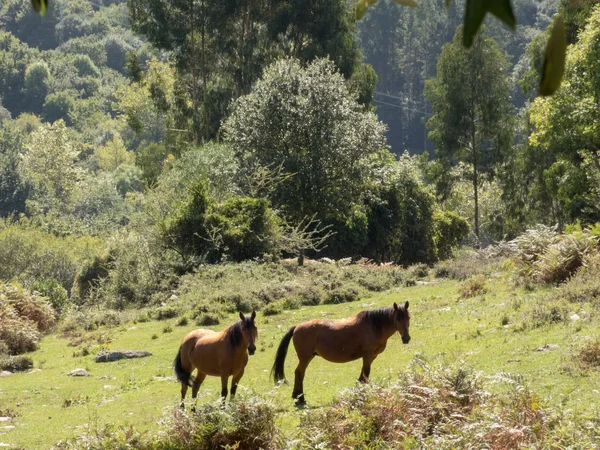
[393,302,398,310]
[405,301,409,310]
[239,312,245,321]
[251,310,256,321]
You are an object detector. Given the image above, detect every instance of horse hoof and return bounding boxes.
[294,395,307,407]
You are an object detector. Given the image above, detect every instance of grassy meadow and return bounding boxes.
[2,256,600,448]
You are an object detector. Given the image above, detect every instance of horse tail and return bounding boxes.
[174,346,194,387]
[271,326,296,383]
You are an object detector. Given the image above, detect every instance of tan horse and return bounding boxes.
[174,311,257,408]
[272,302,410,405]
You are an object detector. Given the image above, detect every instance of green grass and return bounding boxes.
[2,274,600,448]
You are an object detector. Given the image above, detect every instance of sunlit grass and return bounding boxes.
[2,274,600,448]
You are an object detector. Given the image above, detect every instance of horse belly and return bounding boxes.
[315,337,362,363]
[190,341,226,376]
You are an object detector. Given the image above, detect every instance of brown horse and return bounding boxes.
[174,311,257,408]
[272,302,410,405]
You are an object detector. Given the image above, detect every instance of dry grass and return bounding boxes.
[458,275,488,299]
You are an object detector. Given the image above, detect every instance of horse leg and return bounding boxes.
[190,372,206,413]
[220,375,229,406]
[358,355,374,383]
[292,356,313,406]
[180,382,189,410]
[230,369,244,400]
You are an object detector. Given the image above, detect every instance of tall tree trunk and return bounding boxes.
[473,157,479,239]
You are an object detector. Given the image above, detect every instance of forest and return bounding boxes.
[1,0,600,448]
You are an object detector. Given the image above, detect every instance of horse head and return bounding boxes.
[393,301,411,344]
[239,311,258,355]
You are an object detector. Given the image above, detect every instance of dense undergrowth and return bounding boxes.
[50,358,600,449]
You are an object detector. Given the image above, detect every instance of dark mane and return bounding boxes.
[357,306,394,335]
[227,321,244,348]
[226,317,254,348]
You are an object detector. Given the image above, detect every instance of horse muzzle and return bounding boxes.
[402,336,411,344]
[248,346,256,355]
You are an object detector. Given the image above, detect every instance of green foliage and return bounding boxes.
[32,278,69,316]
[0,30,39,115]
[225,58,388,236]
[206,197,280,263]
[158,180,212,260]
[366,153,438,264]
[0,120,30,217]
[526,5,600,226]
[24,61,51,114]
[22,120,82,210]
[433,211,470,260]
[43,91,75,125]
[0,221,106,294]
[135,143,170,187]
[425,25,514,237]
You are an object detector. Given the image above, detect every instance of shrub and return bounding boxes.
[323,287,360,304]
[508,224,599,285]
[0,223,105,296]
[1,282,56,333]
[552,255,600,304]
[366,153,438,265]
[571,339,600,371]
[206,197,280,262]
[433,210,470,260]
[262,302,282,316]
[164,397,278,450]
[0,316,40,354]
[434,249,493,280]
[458,275,488,298]
[32,278,68,316]
[0,354,33,372]
[525,300,570,329]
[154,305,180,320]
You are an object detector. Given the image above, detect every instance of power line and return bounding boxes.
[372,99,433,117]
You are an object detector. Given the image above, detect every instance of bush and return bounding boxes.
[571,339,600,371]
[458,275,488,298]
[433,210,470,260]
[1,282,56,332]
[164,397,278,450]
[33,278,68,316]
[434,249,498,280]
[519,300,570,330]
[0,354,33,372]
[552,255,600,304]
[0,222,105,296]
[54,396,279,450]
[366,153,438,265]
[206,197,280,262]
[0,316,40,355]
[507,224,599,285]
[195,313,220,326]
[323,286,360,304]
[262,302,283,316]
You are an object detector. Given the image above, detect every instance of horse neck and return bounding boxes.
[226,323,248,353]
[365,308,397,342]
[379,317,397,342]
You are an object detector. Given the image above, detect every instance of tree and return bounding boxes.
[425,25,514,238]
[0,121,30,216]
[525,4,600,226]
[22,120,83,212]
[224,58,388,229]
[24,61,52,114]
[128,0,363,142]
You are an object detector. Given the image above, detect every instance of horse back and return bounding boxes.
[293,318,378,363]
